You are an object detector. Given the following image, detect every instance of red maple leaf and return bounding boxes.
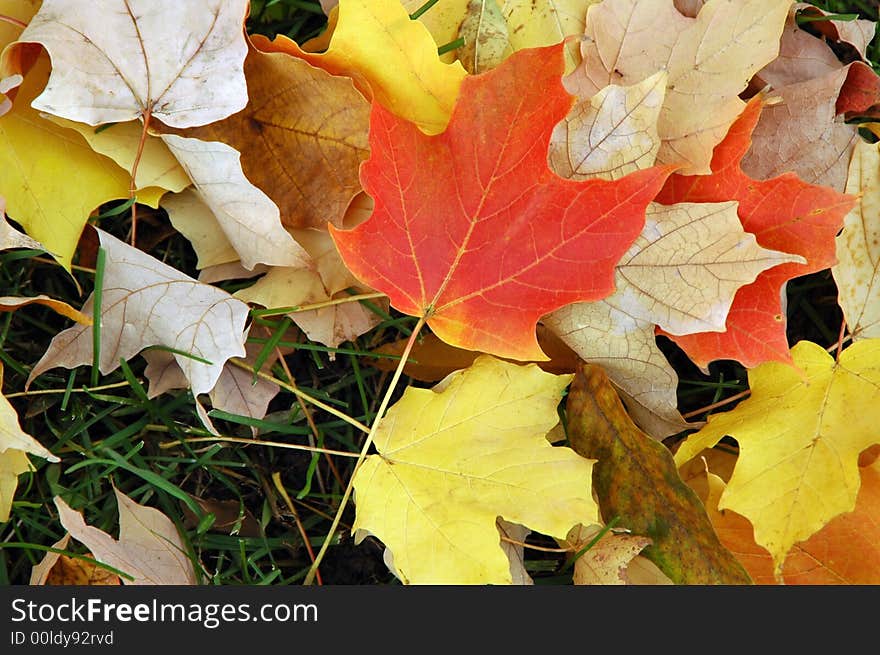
[655,97,856,368]
[330,44,672,360]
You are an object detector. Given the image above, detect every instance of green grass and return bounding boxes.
[0,0,873,586]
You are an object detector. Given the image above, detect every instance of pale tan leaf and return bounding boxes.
[55,488,197,585]
[498,520,534,585]
[27,228,249,396]
[198,261,268,285]
[15,0,249,128]
[161,188,239,270]
[545,201,801,437]
[741,67,858,193]
[160,135,311,270]
[550,71,666,181]
[833,139,880,340]
[567,523,652,585]
[570,0,789,174]
[757,6,842,89]
[0,295,92,326]
[29,535,70,585]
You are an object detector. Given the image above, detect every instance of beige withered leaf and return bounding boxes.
[569,0,789,174]
[566,524,672,584]
[55,488,197,585]
[161,188,240,271]
[28,229,249,397]
[160,135,311,271]
[30,535,122,585]
[12,0,249,128]
[550,71,667,181]
[741,67,858,193]
[545,202,802,438]
[833,139,880,340]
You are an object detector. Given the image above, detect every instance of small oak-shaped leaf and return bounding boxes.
[565,361,752,583]
[569,0,789,175]
[656,97,856,368]
[673,340,880,574]
[55,488,197,585]
[28,228,249,397]
[331,44,671,361]
[833,139,880,340]
[14,0,249,128]
[352,355,597,584]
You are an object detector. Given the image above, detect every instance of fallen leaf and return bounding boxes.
[0,0,40,114]
[161,188,240,270]
[498,520,534,585]
[545,201,801,437]
[55,487,197,585]
[30,535,122,586]
[565,361,752,583]
[0,295,92,326]
[367,326,581,382]
[690,457,880,584]
[27,228,249,397]
[673,339,880,573]
[0,203,42,251]
[1,376,58,522]
[566,523,655,585]
[160,135,310,271]
[742,66,858,193]
[655,96,856,368]
[331,43,671,361]
[568,0,789,175]
[457,0,513,74]
[833,139,880,340]
[161,35,370,230]
[13,0,249,128]
[796,2,877,60]
[49,118,190,194]
[352,355,596,584]
[181,496,262,538]
[295,0,467,135]
[0,54,151,270]
[549,71,667,182]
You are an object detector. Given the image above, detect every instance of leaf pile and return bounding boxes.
[2,0,880,585]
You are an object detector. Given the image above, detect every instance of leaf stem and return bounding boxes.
[250,292,387,318]
[128,105,152,247]
[0,14,26,29]
[682,389,751,419]
[303,314,428,585]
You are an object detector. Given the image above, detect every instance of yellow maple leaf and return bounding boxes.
[674,339,880,573]
[352,355,597,584]
[300,0,467,135]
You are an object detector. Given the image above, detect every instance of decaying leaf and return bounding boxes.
[457,0,514,75]
[674,339,880,573]
[352,355,596,584]
[55,487,197,585]
[12,0,249,128]
[28,228,249,397]
[565,361,752,583]
[833,139,880,340]
[565,524,672,584]
[30,535,122,585]
[331,43,671,360]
